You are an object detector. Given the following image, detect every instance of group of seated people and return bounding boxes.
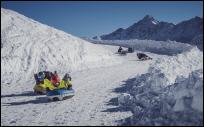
[118,46,152,60]
[34,71,72,91]
[118,46,134,54]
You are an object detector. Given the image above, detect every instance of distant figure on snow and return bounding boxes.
[137,53,152,60]
[118,46,123,53]
[128,47,134,53]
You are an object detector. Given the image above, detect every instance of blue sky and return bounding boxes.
[1,1,203,38]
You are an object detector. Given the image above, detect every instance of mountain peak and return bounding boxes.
[140,15,159,25]
[101,15,202,46]
[115,28,124,32]
[143,15,154,20]
[192,16,202,21]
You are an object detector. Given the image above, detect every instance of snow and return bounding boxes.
[1,45,154,126]
[1,8,150,126]
[151,20,158,25]
[148,47,203,85]
[117,47,203,126]
[1,8,203,126]
[173,69,203,112]
[86,38,194,55]
[1,8,122,87]
[191,34,203,50]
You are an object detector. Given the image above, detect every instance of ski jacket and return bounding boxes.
[57,80,72,89]
[51,74,60,85]
[44,79,55,90]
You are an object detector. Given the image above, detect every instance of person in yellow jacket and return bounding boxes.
[57,73,72,89]
[34,71,50,94]
[35,72,73,93]
[44,78,56,91]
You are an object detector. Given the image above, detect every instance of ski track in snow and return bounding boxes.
[1,46,159,126]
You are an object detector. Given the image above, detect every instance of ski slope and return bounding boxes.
[1,46,157,126]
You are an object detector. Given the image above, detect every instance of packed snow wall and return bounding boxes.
[118,47,203,126]
[86,39,194,55]
[1,8,121,85]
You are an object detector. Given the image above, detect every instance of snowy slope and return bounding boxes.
[118,70,203,126]
[2,42,202,126]
[1,45,154,126]
[148,47,203,85]
[1,8,122,86]
[118,47,203,126]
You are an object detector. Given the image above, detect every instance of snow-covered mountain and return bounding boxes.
[100,15,203,49]
[1,8,121,85]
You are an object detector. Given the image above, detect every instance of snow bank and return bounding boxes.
[86,39,194,55]
[119,70,203,126]
[1,8,121,85]
[172,69,203,112]
[191,34,203,50]
[148,47,203,85]
[118,47,203,126]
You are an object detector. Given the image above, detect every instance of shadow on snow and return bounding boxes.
[2,96,51,106]
[1,91,38,98]
[2,91,51,106]
[101,77,137,125]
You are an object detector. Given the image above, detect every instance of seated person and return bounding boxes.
[43,71,53,81]
[137,53,152,60]
[51,71,60,87]
[118,46,123,53]
[37,71,45,84]
[56,73,72,90]
[63,73,72,89]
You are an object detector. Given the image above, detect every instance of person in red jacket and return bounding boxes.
[51,71,60,87]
